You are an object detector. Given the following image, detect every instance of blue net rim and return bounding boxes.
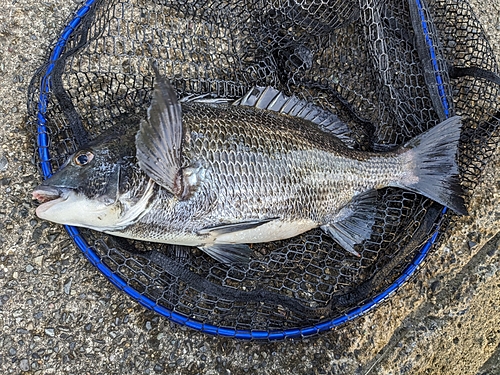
[35,0,449,340]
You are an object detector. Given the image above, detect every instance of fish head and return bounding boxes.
[33,128,145,230]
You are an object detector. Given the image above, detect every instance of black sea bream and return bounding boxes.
[33,71,467,263]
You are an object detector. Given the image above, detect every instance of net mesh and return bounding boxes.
[28,0,500,336]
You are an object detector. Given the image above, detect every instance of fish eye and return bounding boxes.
[73,151,94,166]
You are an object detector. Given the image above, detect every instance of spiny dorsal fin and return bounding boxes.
[233,86,355,145]
[135,67,184,196]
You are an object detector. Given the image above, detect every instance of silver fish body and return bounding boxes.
[124,103,401,238]
[33,75,467,263]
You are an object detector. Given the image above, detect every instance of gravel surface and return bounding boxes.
[0,0,499,374]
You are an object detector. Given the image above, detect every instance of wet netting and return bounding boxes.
[28,0,500,339]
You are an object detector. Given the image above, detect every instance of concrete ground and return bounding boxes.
[0,0,499,374]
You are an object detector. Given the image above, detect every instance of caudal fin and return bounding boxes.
[400,116,468,215]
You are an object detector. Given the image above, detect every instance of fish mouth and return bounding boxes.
[32,185,70,215]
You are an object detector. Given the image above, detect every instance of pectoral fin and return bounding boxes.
[136,66,184,196]
[321,190,378,257]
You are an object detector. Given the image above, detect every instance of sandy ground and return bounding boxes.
[0,0,499,374]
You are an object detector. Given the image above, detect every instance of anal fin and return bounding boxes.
[321,190,378,257]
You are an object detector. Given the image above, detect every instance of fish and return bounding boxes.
[33,70,467,264]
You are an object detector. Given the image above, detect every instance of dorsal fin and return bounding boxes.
[233,86,355,145]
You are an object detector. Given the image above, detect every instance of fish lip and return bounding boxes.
[32,185,65,203]
[33,185,71,215]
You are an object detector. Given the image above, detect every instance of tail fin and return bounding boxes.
[399,116,468,215]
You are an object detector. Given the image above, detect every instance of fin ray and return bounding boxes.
[397,116,467,215]
[321,190,378,257]
[199,243,252,264]
[198,218,277,236]
[136,67,183,195]
[197,219,279,263]
[234,86,354,145]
